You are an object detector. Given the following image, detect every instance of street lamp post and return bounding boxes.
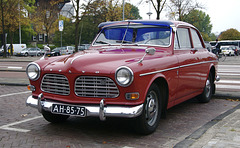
[123,0,125,20]
[19,0,21,44]
[146,0,152,20]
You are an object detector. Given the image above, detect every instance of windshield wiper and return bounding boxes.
[96,40,111,45]
[116,40,132,44]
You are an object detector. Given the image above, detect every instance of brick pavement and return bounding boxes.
[0,56,240,147]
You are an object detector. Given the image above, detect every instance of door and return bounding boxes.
[174,27,203,101]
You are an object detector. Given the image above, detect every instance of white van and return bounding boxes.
[1,44,27,55]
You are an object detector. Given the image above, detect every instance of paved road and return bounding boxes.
[0,85,239,147]
[0,56,239,147]
[217,65,240,91]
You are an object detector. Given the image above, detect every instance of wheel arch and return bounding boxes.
[152,77,169,118]
[209,65,216,94]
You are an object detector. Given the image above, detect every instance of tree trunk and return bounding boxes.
[10,32,14,56]
[1,0,7,58]
[74,0,80,53]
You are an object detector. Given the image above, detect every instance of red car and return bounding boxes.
[26,20,219,134]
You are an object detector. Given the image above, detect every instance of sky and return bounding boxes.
[130,0,240,34]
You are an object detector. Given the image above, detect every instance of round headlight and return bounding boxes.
[26,63,40,81]
[115,66,134,87]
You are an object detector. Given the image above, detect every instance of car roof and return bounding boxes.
[98,20,194,29]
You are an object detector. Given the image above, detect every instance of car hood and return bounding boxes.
[41,46,150,74]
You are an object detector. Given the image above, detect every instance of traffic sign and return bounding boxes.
[59,20,64,31]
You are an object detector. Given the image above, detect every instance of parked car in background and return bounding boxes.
[230,46,239,56]
[78,44,90,51]
[1,44,27,55]
[220,46,235,56]
[18,47,43,57]
[45,47,62,57]
[60,46,74,55]
[26,20,219,134]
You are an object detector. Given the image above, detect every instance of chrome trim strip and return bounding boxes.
[140,60,216,77]
[26,95,143,119]
[140,66,179,77]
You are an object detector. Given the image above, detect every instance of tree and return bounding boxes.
[32,0,63,44]
[0,0,6,57]
[167,0,203,21]
[125,3,142,20]
[53,16,75,46]
[219,29,240,40]
[139,0,166,20]
[151,0,167,20]
[78,0,142,44]
[71,0,86,52]
[0,0,35,57]
[182,9,212,41]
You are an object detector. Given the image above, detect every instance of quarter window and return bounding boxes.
[191,29,203,48]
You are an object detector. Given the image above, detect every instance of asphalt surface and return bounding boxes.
[0,55,240,147]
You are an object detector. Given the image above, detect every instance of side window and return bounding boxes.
[177,28,191,49]
[191,28,203,48]
[174,33,180,49]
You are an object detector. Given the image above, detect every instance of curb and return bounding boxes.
[0,82,29,86]
[174,103,240,147]
[0,69,26,72]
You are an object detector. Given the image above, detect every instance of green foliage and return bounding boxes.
[0,0,36,45]
[53,0,142,46]
[182,10,212,41]
[219,28,240,40]
[53,17,75,47]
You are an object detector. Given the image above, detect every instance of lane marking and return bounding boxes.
[0,116,42,133]
[218,73,240,76]
[216,85,240,90]
[216,80,240,85]
[0,91,31,98]
[7,66,23,69]
[219,65,240,68]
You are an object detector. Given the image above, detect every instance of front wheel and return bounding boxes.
[134,83,161,135]
[198,73,213,103]
[42,110,69,123]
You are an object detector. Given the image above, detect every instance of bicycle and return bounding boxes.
[216,52,226,62]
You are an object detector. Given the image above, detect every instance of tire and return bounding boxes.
[24,53,28,57]
[134,83,162,135]
[42,110,69,123]
[198,73,213,103]
[37,53,41,57]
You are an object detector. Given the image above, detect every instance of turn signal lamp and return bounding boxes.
[125,92,139,100]
[27,85,35,91]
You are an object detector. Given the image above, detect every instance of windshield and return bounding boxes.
[93,25,171,46]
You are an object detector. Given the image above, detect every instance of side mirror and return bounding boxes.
[146,48,156,55]
[138,48,156,63]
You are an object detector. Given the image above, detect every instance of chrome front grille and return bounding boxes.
[75,76,119,98]
[41,74,70,95]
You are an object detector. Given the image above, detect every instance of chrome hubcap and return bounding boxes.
[205,78,211,97]
[145,91,158,126]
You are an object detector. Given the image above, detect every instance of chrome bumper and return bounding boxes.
[216,75,220,81]
[26,94,143,121]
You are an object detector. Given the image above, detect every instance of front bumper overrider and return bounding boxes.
[26,93,143,121]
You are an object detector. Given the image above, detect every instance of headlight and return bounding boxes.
[115,66,134,87]
[26,63,40,81]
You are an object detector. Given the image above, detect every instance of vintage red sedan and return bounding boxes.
[26,20,219,134]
